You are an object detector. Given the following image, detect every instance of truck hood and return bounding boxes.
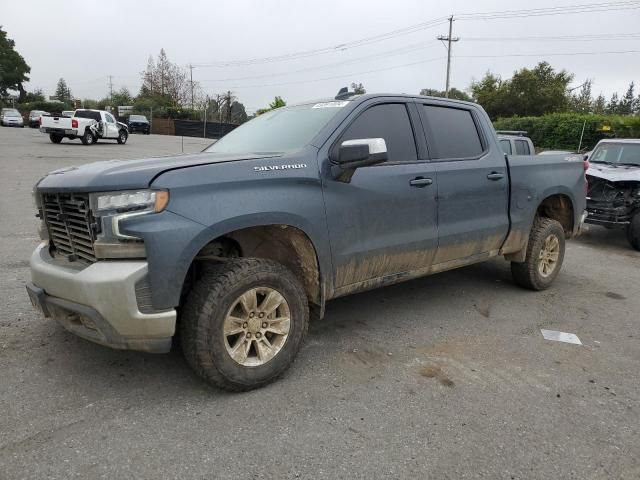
[36,152,279,192]
[587,163,640,182]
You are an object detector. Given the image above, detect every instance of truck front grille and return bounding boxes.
[42,193,97,263]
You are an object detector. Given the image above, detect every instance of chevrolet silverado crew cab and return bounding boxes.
[585,139,640,250]
[40,109,129,145]
[27,92,587,391]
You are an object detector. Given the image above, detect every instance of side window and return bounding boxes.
[105,114,115,124]
[422,105,484,159]
[514,140,530,155]
[500,139,512,154]
[340,103,417,161]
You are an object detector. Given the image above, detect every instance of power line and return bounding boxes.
[457,1,640,20]
[218,49,640,90]
[456,49,640,59]
[192,17,449,67]
[190,1,640,68]
[197,42,431,83]
[464,32,640,42]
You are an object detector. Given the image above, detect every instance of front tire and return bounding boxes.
[627,213,640,251]
[117,130,128,144]
[49,133,63,144]
[180,258,309,392]
[511,217,566,291]
[81,129,95,145]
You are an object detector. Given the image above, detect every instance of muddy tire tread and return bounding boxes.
[180,258,308,392]
[511,217,565,291]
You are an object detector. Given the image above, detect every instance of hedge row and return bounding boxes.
[493,113,640,151]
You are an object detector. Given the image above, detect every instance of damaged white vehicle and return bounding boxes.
[585,139,640,250]
[40,109,129,145]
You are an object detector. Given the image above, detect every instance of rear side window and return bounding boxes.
[500,139,512,154]
[422,105,484,159]
[341,103,417,161]
[75,111,101,122]
[515,140,530,155]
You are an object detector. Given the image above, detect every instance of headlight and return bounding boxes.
[95,189,169,213]
[90,189,169,245]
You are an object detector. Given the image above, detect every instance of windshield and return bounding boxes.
[6,111,20,117]
[205,102,348,155]
[129,115,147,122]
[591,143,640,166]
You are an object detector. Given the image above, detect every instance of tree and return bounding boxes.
[351,82,366,94]
[619,81,636,115]
[592,93,607,114]
[229,101,248,124]
[469,72,509,119]
[0,26,30,101]
[54,78,72,102]
[111,87,133,107]
[23,88,45,103]
[138,49,193,108]
[471,63,573,119]
[569,79,592,113]
[419,87,472,101]
[256,96,286,115]
[607,93,620,114]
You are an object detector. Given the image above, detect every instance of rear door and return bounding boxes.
[322,100,438,292]
[417,102,509,264]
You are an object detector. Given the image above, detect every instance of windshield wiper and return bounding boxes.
[617,162,640,167]
[589,160,614,165]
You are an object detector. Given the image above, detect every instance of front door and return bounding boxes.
[322,101,438,294]
[417,102,510,264]
[103,113,119,138]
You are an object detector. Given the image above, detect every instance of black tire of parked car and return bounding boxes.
[80,129,95,145]
[511,216,566,291]
[180,258,309,392]
[117,130,128,144]
[49,134,63,144]
[627,213,640,251]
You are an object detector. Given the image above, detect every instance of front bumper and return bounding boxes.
[28,242,175,353]
[585,200,633,228]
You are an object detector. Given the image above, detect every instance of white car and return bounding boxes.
[40,109,129,145]
[1,109,24,127]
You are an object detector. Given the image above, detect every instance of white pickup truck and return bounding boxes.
[40,109,129,145]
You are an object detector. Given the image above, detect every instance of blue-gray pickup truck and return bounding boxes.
[27,92,587,391]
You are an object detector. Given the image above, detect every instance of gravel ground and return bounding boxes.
[1,127,639,479]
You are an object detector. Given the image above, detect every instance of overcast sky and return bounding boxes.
[3,0,640,113]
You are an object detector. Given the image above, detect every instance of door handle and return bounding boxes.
[409,177,433,187]
[487,172,505,181]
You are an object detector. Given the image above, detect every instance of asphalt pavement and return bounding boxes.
[1,126,638,479]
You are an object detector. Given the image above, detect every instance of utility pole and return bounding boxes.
[437,16,459,98]
[108,75,114,106]
[189,64,194,111]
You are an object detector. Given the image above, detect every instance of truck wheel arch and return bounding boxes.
[536,194,575,235]
[182,224,323,314]
[505,194,575,263]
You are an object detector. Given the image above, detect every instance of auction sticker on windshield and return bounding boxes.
[312,101,349,109]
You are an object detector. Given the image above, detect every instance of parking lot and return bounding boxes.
[1,126,639,479]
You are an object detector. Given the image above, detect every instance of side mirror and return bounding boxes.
[331,138,388,182]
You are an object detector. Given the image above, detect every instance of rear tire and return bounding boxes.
[49,134,63,144]
[511,217,566,291]
[180,258,309,392]
[81,130,95,145]
[627,213,640,251]
[117,130,128,144]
